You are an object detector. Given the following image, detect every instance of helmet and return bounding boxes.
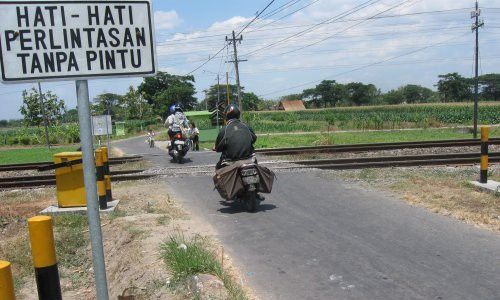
[224,103,240,120]
[169,104,183,115]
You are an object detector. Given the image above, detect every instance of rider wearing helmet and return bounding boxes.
[165,104,189,140]
[214,103,257,170]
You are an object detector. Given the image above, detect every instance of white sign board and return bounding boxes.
[0,0,156,82]
[92,115,112,136]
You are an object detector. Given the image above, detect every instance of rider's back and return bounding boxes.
[215,119,256,160]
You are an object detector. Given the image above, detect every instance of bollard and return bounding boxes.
[0,260,15,300]
[27,216,62,300]
[95,149,108,210]
[480,126,489,183]
[101,146,113,202]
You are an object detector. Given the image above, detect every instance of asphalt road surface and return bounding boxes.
[115,136,500,300]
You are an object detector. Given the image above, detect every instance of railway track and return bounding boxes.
[0,171,155,189]
[0,155,143,172]
[257,138,500,156]
[284,152,500,170]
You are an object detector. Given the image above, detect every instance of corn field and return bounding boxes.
[244,102,500,133]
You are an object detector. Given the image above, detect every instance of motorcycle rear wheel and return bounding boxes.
[245,190,258,212]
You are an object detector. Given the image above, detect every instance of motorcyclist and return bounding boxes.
[214,103,257,170]
[165,104,189,142]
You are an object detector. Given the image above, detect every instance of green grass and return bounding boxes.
[200,127,500,149]
[199,128,219,142]
[0,146,78,164]
[161,234,247,299]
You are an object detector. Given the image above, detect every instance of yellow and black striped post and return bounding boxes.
[480,126,489,183]
[101,146,113,202]
[95,149,108,210]
[27,216,62,300]
[0,260,15,300]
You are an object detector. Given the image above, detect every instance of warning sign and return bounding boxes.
[92,115,112,136]
[0,0,156,82]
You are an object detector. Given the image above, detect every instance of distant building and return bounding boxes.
[278,100,306,111]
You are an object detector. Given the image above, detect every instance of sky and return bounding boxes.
[0,0,499,119]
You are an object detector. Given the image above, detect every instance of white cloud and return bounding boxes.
[154,10,182,30]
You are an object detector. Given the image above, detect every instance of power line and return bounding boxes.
[262,0,417,58]
[243,0,383,57]
[258,31,469,97]
[235,0,278,37]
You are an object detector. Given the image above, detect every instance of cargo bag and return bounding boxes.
[213,161,246,200]
[256,165,276,194]
[213,160,276,200]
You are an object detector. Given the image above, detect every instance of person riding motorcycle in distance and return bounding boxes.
[165,104,189,141]
[214,103,257,170]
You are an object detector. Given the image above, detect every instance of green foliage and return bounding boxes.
[383,85,437,105]
[436,72,472,102]
[478,73,500,101]
[20,88,66,126]
[138,71,197,118]
[160,235,247,299]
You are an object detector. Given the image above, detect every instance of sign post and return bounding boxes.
[0,1,157,299]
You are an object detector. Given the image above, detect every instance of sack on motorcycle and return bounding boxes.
[256,165,275,194]
[213,163,244,200]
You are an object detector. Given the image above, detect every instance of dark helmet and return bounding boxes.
[174,104,183,113]
[224,103,240,120]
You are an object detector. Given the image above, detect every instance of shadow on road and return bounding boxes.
[169,157,194,164]
[217,201,277,214]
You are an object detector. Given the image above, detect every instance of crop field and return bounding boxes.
[0,146,79,164]
[243,102,500,133]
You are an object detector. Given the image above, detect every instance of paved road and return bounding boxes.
[115,136,500,300]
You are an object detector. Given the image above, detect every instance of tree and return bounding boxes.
[436,73,472,102]
[19,88,66,126]
[203,84,238,112]
[122,86,151,120]
[479,73,500,101]
[383,89,404,105]
[63,108,79,123]
[302,88,320,108]
[400,85,435,104]
[315,80,346,108]
[242,92,260,111]
[138,72,197,118]
[345,82,379,106]
[279,93,302,101]
[92,93,123,119]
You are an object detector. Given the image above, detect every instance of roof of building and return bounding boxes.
[185,110,211,117]
[278,100,306,111]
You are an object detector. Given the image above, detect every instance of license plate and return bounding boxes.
[242,175,259,185]
[175,141,185,145]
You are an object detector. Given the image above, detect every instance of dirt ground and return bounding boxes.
[0,180,248,299]
[324,165,500,232]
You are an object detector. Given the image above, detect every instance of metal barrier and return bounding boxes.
[28,216,62,300]
[480,126,489,183]
[95,149,108,210]
[0,260,15,300]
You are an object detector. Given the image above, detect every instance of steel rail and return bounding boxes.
[257,138,500,155]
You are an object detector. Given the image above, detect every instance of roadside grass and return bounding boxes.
[161,234,247,300]
[0,146,78,164]
[200,127,500,149]
[329,166,500,232]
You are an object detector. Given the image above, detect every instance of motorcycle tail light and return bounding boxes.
[175,134,182,139]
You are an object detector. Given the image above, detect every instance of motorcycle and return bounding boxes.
[147,134,155,148]
[238,163,261,212]
[216,157,262,212]
[168,131,189,163]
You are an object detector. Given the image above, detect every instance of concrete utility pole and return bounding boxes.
[471,0,484,138]
[226,31,247,112]
[217,74,220,128]
[37,82,51,149]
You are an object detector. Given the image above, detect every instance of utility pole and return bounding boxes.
[217,74,220,128]
[472,0,484,138]
[226,71,230,105]
[226,31,247,111]
[37,82,51,149]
